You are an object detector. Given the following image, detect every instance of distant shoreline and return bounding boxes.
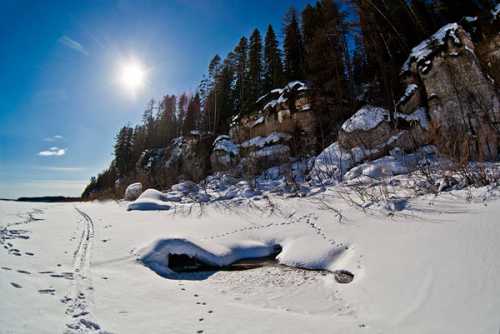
[0,196,82,203]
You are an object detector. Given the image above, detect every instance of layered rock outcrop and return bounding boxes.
[137,133,215,186]
[400,20,500,160]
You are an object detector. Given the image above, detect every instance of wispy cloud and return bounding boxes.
[44,135,63,142]
[36,166,85,172]
[38,147,66,157]
[58,35,88,56]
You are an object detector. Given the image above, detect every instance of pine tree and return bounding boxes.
[302,0,351,147]
[183,93,201,134]
[247,29,263,113]
[177,93,188,135]
[233,37,249,116]
[263,25,284,92]
[283,7,305,82]
[114,126,134,176]
[158,94,177,146]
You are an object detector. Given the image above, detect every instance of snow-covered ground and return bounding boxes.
[1,182,500,333]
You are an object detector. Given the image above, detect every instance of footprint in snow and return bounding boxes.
[1,267,12,271]
[10,282,22,288]
[16,270,31,275]
[38,289,56,295]
[24,252,34,256]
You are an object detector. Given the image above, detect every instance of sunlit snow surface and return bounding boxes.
[2,181,500,333]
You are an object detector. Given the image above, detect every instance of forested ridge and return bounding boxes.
[83,0,497,199]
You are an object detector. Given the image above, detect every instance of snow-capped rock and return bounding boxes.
[124,182,142,201]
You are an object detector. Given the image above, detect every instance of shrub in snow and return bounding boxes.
[124,182,142,201]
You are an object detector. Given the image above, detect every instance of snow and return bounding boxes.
[395,107,430,129]
[250,116,264,128]
[402,23,462,73]
[124,182,142,201]
[253,144,289,158]
[127,188,171,211]
[341,106,389,133]
[241,132,291,149]
[398,83,418,105]
[3,170,500,333]
[493,4,500,17]
[213,136,239,156]
[310,142,354,182]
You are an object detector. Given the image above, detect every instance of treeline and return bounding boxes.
[82,0,496,198]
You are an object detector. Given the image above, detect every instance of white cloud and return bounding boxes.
[58,35,88,56]
[38,147,66,157]
[44,135,63,142]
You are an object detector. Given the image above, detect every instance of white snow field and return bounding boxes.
[1,185,500,334]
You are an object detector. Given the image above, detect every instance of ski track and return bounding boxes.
[62,207,106,334]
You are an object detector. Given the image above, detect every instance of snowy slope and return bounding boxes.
[1,184,500,333]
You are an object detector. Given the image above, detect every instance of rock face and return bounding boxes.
[137,134,215,187]
[230,81,317,157]
[210,135,240,173]
[124,182,142,201]
[401,22,500,160]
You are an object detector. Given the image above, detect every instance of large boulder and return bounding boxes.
[124,182,142,201]
[401,23,500,160]
[338,105,429,161]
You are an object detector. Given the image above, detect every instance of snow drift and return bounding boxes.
[137,235,349,278]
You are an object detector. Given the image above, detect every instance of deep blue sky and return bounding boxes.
[0,0,313,198]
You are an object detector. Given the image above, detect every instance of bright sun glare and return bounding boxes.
[118,59,146,94]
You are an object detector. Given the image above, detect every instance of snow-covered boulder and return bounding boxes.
[124,182,142,201]
[127,189,171,211]
[171,181,199,195]
[210,135,240,172]
[310,142,354,183]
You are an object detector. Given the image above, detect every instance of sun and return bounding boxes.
[118,59,146,94]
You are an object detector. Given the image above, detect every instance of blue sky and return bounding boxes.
[0,0,313,198]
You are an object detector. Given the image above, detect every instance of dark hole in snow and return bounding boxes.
[333,270,354,284]
[168,245,283,273]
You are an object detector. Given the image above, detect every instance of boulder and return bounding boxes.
[124,182,142,201]
[338,105,429,161]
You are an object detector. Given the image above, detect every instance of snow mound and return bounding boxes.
[341,106,389,133]
[137,235,348,277]
[138,237,279,276]
[124,182,142,201]
[127,189,171,211]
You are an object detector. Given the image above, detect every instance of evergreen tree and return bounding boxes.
[263,24,285,92]
[283,7,305,82]
[246,29,264,113]
[157,94,177,146]
[302,0,351,147]
[177,93,188,135]
[114,126,134,176]
[233,37,249,116]
[183,93,201,134]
